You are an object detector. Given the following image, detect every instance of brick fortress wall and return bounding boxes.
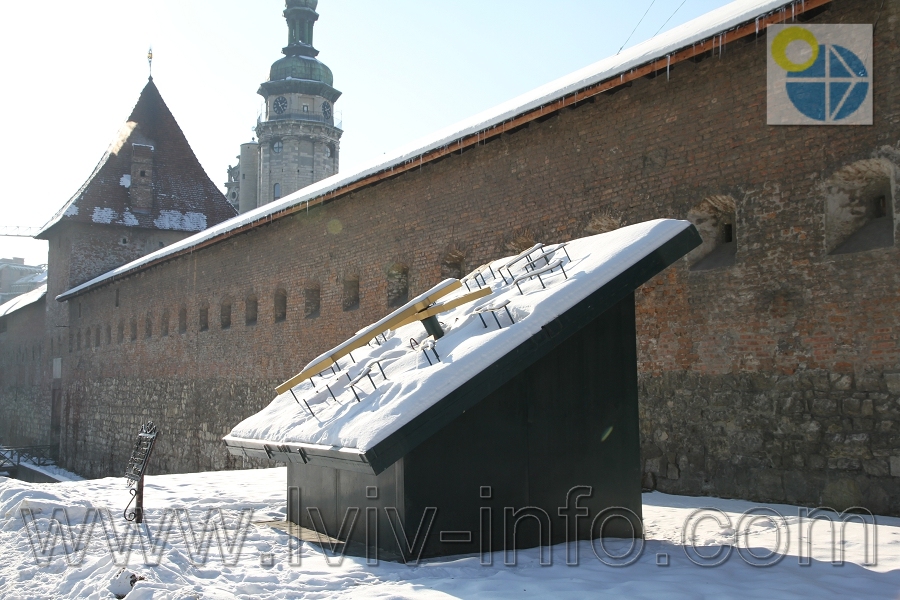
[48,0,900,512]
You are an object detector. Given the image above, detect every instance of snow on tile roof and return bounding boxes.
[0,284,47,318]
[224,219,696,465]
[59,0,803,301]
[39,79,236,238]
[13,271,47,286]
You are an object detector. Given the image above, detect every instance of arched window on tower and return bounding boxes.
[274,183,282,200]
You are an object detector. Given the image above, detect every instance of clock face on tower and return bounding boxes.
[322,100,332,121]
[273,96,288,115]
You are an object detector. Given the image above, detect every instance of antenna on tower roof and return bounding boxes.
[147,47,153,80]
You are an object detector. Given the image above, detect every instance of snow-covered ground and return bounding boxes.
[0,468,897,599]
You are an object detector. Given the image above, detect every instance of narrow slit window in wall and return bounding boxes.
[246,295,258,326]
[342,277,359,311]
[221,301,232,330]
[304,286,320,318]
[274,289,287,323]
[387,264,409,307]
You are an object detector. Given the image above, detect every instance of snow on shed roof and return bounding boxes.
[0,285,47,319]
[58,0,815,302]
[224,219,701,474]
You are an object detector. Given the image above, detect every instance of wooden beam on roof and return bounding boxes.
[275,280,465,394]
[393,287,493,330]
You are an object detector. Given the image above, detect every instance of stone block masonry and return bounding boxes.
[5,0,899,514]
[0,297,51,447]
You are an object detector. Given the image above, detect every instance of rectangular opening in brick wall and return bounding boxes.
[274,290,287,323]
[221,301,232,330]
[94,326,101,348]
[441,252,465,279]
[245,296,258,326]
[117,322,124,344]
[304,286,320,319]
[687,195,737,272]
[161,311,169,337]
[76,330,81,350]
[387,264,409,308]
[130,319,137,341]
[179,307,187,334]
[0,319,6,334]
[115,288,119,308]
[105,325,111,345]
[342,277,359,311]
[826,159,895,255]
[199,306,209,332]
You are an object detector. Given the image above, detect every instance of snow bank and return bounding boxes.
[0,468,897,599]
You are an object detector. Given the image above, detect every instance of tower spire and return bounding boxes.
[283,0,320,57]
[147,47,153,80]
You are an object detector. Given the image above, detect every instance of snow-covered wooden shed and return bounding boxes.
[225,219,700,560]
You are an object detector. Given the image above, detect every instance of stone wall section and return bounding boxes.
[2,0,898,513]
[0,298,50,446]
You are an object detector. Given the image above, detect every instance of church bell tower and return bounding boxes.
[234,0,342,214]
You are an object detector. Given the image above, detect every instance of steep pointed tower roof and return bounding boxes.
[38,79,236,238]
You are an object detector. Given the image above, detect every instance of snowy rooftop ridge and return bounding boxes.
[58,0,806,301]
[224,219,699,472]
[0,284,47,318]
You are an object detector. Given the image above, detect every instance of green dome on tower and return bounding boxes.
[269,55,334,86]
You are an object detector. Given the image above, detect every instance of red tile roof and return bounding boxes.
[38,79,236,237]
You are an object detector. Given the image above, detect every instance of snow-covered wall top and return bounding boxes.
[225,219,693,454]
[59,0,796,301]
[0,284,47,318]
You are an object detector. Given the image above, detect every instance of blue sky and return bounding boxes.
[0,0,735,265]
